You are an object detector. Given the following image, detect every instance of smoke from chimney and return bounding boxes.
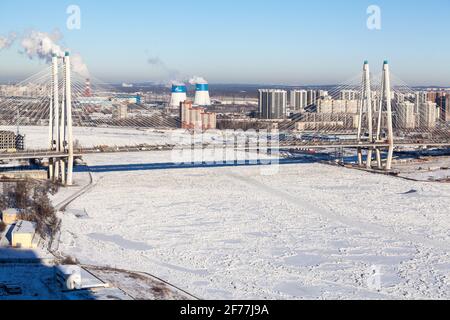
[189,76,208,85]
[146,54,181,83]
[19,30,89,77]
[0,32,17,51]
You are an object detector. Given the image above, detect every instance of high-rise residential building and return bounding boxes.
[395,101,415,129]
[340,90,360,101]
[394,92,405,104]
[415,91,428,113]
[112,104,128,120]
[306,90,317,107]
[316,98,359,114]
[180,101,217,130]
[317,90,329,98]
[446,95,450,122]
[290,90,307,113]
[436,94,448,122]
[258,89,287,119]
[420,102,437,128]
[427,91,439,103]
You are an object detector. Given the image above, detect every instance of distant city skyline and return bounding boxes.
[0,0,449,86]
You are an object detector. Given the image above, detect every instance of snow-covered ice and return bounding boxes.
[2,125,449,299]
[56,150,450,300]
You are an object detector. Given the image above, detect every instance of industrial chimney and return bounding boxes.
[193,81,211,106]
[169,82,187,108]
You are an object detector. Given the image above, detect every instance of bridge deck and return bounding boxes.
[0,140,449,161]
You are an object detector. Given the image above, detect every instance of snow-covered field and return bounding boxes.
[55,149,450,300]
[394,156,450,182]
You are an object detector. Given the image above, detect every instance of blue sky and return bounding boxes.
[0,0,449,85]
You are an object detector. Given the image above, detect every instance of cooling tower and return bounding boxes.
[170,83,187,108]
[194,83,211,106]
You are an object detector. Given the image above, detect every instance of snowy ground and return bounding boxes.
[394,156,450,182]
[55,149,450,300]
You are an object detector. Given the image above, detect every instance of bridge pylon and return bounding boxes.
[374,61,395,170]
[48,52,74,186]
[357,61,374,168]
[357,60,394,171]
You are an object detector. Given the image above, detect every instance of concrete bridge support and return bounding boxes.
[358,60,395,171]
[48,52,74,186]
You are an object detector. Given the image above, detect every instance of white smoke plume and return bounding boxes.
[20,30,89,77]
[189,76,208,85]
[71,53,90,78]
[0,32,17,50]
[171,80,185,87]
[20,30,64,62]
[147,56,165,67]
[147,54,181,82]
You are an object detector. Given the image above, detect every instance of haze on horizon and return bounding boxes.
[0,0,449,86]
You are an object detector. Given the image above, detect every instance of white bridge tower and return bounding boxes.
[357,60,394,171]
[48,52,74,186]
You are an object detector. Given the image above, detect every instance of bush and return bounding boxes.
[0,179,60,239]
[60,256,79,265]
[14,180,32,209]
[0,221,6,233]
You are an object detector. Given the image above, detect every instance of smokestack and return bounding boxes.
[194,83,211,106]
[170,83,187,108]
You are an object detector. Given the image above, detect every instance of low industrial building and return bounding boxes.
[11,220,37,249]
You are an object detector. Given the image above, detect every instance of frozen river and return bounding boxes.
[56,150,450,300]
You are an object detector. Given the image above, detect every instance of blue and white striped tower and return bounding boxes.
[170,83,187,108]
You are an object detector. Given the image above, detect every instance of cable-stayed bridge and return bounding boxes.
[0,55,449,185]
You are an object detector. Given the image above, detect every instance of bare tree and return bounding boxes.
[14,179,32,209]
[0,221,6,233]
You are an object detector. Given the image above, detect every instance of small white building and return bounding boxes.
[56,265,109,291]
[2,208,20,225]
[11,220,37,249]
